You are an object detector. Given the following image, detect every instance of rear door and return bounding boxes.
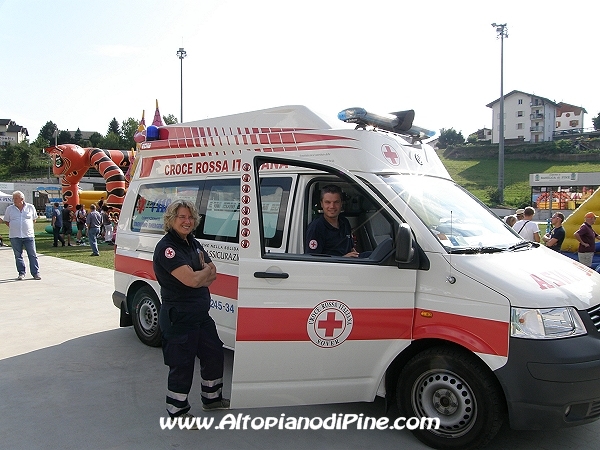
[231,154,418,407]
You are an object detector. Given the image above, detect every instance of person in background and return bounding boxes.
[153,199,229,422]
[515,208,525,222]
[542,212,565,252]
[504,215,517,227]
[110,212,119,243]
[61,204,74,246]
[100,205,112,241]
[0,191,41,280]
[75,204,87,245]
[51,202,65,247]
[513,206,540,243]
[573,212,600,267]
[86,203,102,256]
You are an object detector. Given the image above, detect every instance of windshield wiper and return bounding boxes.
[448,246,505,254]
[507,241,533,252]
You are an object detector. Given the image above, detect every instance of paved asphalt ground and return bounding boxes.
[0,246,598,450]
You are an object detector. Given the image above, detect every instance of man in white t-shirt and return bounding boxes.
[512,206,540,242]
[0,191,41,280]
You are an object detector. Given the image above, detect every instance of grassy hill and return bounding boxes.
[436,151,600,207]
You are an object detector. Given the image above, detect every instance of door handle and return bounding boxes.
[254,271,289,279]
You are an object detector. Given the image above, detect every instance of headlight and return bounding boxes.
[511,307,587,339]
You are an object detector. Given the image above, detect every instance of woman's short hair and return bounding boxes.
[163,199,200,232]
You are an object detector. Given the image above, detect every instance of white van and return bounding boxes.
[113,105,600,449]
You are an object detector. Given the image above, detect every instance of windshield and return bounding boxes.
[382,175,524,252]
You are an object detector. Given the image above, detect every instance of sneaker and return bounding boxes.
[17,274,25,280]
[90,253,99,257]
[33,274,41,280]
[201,398,230,411]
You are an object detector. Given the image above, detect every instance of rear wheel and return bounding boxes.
[396,346,504,450]
[132,286,162,347]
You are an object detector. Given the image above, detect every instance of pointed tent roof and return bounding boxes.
[152,99,163,127]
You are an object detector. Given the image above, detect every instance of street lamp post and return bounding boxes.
[176,47,187,123]
[492,23,508,205]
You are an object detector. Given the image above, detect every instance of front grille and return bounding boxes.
[590,400,600,418]
[587,304,600,332]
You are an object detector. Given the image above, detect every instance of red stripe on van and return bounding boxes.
[413,309,509,356]
[114,254,238,300]
[236,307,412,341]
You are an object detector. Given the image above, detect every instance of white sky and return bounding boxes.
[1,0,598,139]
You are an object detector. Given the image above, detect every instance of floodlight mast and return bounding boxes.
[176,47,187,123]
[492,23,508,205]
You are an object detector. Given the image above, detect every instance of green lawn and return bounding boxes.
[31,219,115,269]
[437,152,600,207]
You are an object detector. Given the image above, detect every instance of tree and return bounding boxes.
[107,118,120,136]
[57,130,73,145]
[89,132,103,147]
[593,112,600,131]
[73,128,83,145]
[31,135,50,149]
[437,128,465,149]
[38,121,58,145]
[99,132,121,150]
[163,114,178,125]
[120,117,139,150]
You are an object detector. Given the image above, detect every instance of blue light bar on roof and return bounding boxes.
[338,107,435,138]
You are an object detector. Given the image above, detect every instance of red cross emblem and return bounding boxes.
[307,300,354,348]
[318,311,343,337]
[164,247,175,259]
[382,144,399,166]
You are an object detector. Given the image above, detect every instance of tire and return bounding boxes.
[132,286,162,347]
[396,346,504,450]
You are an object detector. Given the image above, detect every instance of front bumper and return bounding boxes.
[495,309,600,429]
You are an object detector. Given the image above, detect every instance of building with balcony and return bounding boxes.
[0,119,28,146]
[485,90,586,144]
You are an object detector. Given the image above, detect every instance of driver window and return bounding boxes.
[255,159,396,263]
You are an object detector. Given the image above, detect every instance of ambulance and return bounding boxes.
[113,105,600,449]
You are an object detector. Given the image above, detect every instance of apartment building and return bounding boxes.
[0,119,29,146]
[486,90,586,144]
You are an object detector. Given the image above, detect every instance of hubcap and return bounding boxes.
[138,298,158,335]
[412,369,476,437]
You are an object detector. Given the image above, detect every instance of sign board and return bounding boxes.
[532,173,577,183]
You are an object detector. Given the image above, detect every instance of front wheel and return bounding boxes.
[132,286,162,347]
[396,346,505,450]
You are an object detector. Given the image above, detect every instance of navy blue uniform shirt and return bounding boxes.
[548,226,565,251]
[305,215,353,256]
[153,229,212,313]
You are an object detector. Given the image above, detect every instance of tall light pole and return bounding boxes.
[176,47,187,123]
[492,23,508,205]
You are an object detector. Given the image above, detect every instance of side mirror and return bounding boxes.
[395,223,414,263]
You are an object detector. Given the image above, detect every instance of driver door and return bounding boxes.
[230,153,417,408]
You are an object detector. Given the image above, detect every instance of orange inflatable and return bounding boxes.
[44,144,134,211]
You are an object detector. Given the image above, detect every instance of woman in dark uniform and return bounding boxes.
[153,199,229,420]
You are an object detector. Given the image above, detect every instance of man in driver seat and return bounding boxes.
[305,185,359,257]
